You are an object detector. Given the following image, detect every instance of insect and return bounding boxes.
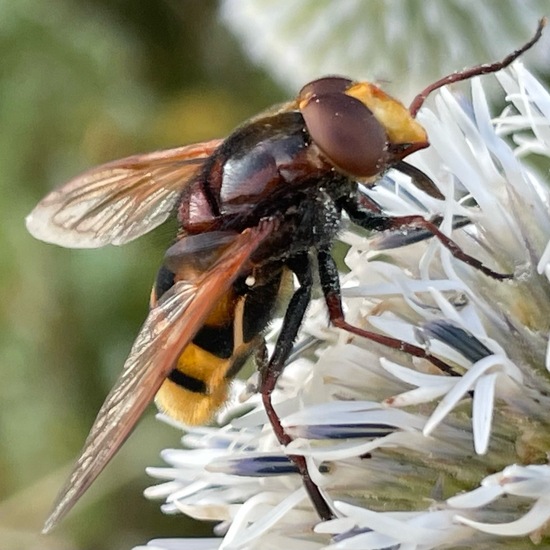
[27,19,545,533]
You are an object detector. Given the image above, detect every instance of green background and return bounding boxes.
[3,1,550,549]
[1,2,282,549]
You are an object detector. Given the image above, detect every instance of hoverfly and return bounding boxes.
[28,19,545,533]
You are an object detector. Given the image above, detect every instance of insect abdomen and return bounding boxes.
[155,271,284,425]
[155,339,239,425]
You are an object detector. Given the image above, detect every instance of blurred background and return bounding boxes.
[2,1,550,549]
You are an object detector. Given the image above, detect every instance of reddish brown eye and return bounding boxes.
[299,76,353,99]
[300,92,387,178]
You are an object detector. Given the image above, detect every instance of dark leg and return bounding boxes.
[370,214,471,250]
[408,19,545,116]
[340,195,512,280]
[260,254,334,521]
[357,191,383,214]
[317,248,460,377]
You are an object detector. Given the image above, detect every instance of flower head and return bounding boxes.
[135,65,550,550]
[220,0,549,97]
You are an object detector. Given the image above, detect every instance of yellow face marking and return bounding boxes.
[345,82,428,145]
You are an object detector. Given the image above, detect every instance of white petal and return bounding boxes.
[333,502,459,546]
[471,372,497,454]
[455,497,550,536]
[424,354,521,437]
[447,484,504,508]
[135,539,221,550]
[384,385,451,408]
[220,488,307,550]
[381,358,456,388]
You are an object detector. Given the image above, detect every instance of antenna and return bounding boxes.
[408,18,546,117]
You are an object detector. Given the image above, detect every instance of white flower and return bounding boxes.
[220,0,550,97]
[135,66,550,549]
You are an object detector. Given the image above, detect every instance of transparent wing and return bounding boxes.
[42,219,277,533]
[26,139,222,248]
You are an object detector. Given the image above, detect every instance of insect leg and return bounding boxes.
[260,253,334,521]
[341,196,512,280]
[317,247,459,377]
[408,18,545,116]
[370,214,471,250]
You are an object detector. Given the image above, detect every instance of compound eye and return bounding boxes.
[300,92,387,178]
[299,76,353,98]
